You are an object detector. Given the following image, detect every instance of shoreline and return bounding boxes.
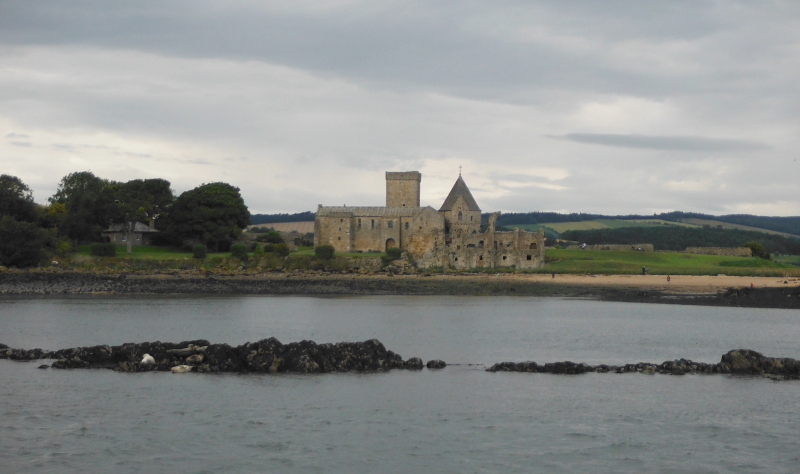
[1,271,799,308]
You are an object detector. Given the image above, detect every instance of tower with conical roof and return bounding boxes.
[439,174,481,235]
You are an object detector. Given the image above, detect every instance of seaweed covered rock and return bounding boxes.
[719,349,800,378]
[487,349,800,379]
[1,338,417,374]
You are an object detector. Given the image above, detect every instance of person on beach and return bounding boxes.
[642,266,647,275]
[667,275,671,283]
[552,270,555,279]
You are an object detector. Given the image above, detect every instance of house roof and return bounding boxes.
[102,222,159,233]
[316,206,435,218]
[439,176,481,212]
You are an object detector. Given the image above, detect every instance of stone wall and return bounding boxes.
[685,247,752,257]
[567,244,654,252]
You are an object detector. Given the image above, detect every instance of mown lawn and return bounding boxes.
[537,248,800,277]
[76,245,227,260]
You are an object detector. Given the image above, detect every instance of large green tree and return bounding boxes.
[0,216,49,268]
[103,178,174,254]
[49,171,111,244]
[166,182,249,252]
[0,174,38,223]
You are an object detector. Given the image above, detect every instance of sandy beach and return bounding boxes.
[489,273,800,295]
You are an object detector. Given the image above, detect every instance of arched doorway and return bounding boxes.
[385,238,397,250]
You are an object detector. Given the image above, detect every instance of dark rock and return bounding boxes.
[3,338,417,374]
[542,361,590,374]
[405,357,424,370]
[38,364,49,369]
[487,361,538,372]
[426,359,446,369]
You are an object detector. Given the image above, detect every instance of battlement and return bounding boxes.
[385,171,421,181]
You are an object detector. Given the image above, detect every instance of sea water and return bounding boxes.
[1,296,799,472]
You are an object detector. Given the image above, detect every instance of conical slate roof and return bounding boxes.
[439,175,481,212]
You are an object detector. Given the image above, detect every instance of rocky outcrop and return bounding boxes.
[487,349,800,380]
[426,359,446,369]
[0,338,423,374]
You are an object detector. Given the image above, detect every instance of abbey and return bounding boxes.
[314,172,545,269]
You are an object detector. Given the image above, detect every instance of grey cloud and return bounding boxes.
[10,141,32,147]
[5,132,29,138]
[552,134,770,152]
[1,1,796,102]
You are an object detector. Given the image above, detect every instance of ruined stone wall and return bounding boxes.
[685,247,752,257]
[386,171,421,208]
[407,230,447,267]
[412,227,545,270]
[567,244,655,252]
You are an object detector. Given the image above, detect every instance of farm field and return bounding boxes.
[536,248,800,277]
[680,218,800,238]
[507,219,697,234]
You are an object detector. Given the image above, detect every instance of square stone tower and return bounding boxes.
[386,171,421,207]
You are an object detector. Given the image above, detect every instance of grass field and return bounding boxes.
[71,245,800,276]
[536,249,800,277]
[76,245,218,259]
[507,219,698,234]
[681,218,800,238]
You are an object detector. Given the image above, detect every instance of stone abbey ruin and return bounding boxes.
[314,171,545,269]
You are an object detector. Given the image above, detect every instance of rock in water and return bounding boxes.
[141,353,155,365]
[405,357,424,370]
[171,365,192,373]
[426,359,446,369]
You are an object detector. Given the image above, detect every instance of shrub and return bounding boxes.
[743,241,770,260]
[253,244,265,256]
[90,243,117,257]
[193,244,207,259]
[273,243,291,257]
[256,230,284,244]
[314,245,335,260]
[385,247,403,260]
[56,239,73,255]
[381,247,403,267]
[230,243,248,260]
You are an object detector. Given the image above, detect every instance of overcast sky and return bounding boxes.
[1,1,798,216]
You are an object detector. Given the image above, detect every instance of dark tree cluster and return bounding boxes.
[0,172,251,267]
[250,211,314,225]
[0,175,51,268]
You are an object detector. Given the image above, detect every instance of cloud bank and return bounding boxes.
[0,1,798,216]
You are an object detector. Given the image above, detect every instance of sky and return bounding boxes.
[1,1,798,216]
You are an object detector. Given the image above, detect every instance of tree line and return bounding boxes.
[0,172,250,267]
[496,211,800,236]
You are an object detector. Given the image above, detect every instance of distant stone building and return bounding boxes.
[315,171,545,269]
[102,221,159,246]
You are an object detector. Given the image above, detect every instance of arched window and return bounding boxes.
[458,211,463,221]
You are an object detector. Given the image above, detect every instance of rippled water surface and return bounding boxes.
[2,296,799,472]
